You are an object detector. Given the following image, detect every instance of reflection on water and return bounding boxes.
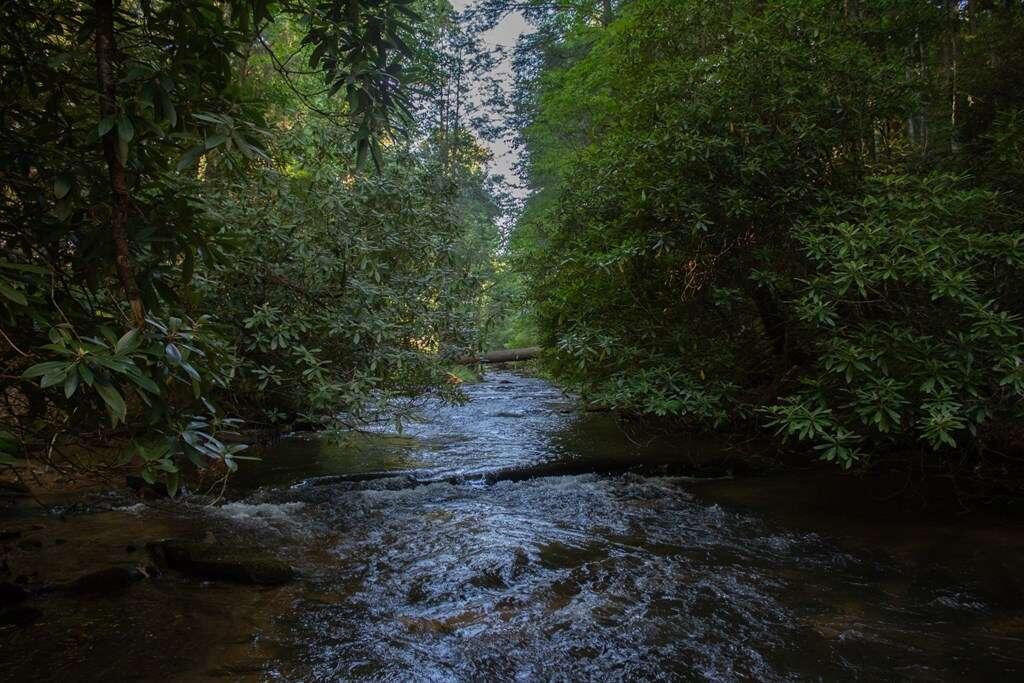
[228,433,428,491]
[2,372,1024,681]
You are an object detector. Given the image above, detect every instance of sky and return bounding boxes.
[450,1,531,192]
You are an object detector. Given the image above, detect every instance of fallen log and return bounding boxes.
[457,347,542,365]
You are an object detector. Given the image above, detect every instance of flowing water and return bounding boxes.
[3,372,1024,681]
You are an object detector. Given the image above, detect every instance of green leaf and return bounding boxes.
[52,197,72,221]
[41,368,67,388]
[184,448,203,468]
[94,383,127,424]
[115,328,141,355]
[166,471,179,498]
[22,361,67,378]
[91,355,130,372]
[356,139,369,169]
[126,371,160,394]
[176,144,205,172]
[165,343,182,365]
[117,115,135,143]
[64,370,80,398]
[0,261,47,275]
[0,452,21,466]
[0,431,18,464]
[192,112,224,125]
[204,133,228,150]
[97,115,116,137]
[53,175,72,199]
[180,361,200,381]
[0,283,26,306]
[159,89,177,128]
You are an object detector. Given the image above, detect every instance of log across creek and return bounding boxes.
[458,347,542,365]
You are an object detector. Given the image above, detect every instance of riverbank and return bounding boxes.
[506,359,1024,510]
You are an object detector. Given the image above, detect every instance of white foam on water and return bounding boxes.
[214,501,308,528]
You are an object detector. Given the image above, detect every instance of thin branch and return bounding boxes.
[0,327,29,357]
[257,35,353,125]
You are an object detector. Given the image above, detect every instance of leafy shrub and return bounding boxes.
[1,2,499,489]
[767,175,1024,464]
[201,133,478,426]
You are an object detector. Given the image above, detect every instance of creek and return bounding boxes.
[2,371,1023,680]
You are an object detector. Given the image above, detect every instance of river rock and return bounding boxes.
[0,605,41,627]
[147,539,295,585]
[0,582,28,607]
[64,566,144,595]
[125,475,170,499]
[0,481,29,497]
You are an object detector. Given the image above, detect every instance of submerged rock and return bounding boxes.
[147,539,295,585]
[0,481,29,497]
[0,582,27,607]
[545,401,577,414]
[0,605,41,627]
[64,566,144,595]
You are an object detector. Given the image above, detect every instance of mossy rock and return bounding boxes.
[63,566,144,595]
[147,539,295,586]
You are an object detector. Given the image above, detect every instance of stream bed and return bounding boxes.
[2,371,1024,681]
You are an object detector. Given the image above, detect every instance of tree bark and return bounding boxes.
[94,0,145,328]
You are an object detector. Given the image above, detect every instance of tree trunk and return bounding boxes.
[749,286,789,362]
[94,0,145,328]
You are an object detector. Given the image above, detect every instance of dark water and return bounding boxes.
[3,372,1024,681]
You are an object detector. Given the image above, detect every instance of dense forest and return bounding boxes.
[1,0,507,491]
[502,0,1024,472]
[2,0,1023,493]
